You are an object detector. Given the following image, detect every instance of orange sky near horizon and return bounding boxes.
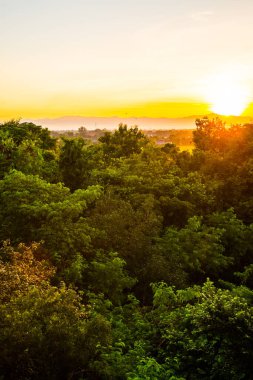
[1,1,253,121]
[0,100,211,120]
[2,100,253,121]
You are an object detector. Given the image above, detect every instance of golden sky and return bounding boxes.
[1,0,253,119]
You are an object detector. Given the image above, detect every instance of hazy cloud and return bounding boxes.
[190,10,214,21]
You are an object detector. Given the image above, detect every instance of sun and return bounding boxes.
[209,84,249,116]
[204,73,250,116]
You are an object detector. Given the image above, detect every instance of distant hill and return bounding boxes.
[23,114,253,131]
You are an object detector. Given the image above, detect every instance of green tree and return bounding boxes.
[151,280,253,380]
[157,216,231,283]
[0,120,55,149]
[0,120,58,181]
[59,138,100,191]
[193,117,227,152]
[99,124,148,159]
[89,195,162,273]
[0,284,111,380]
[86,251,136,304]
[0,170,102,269]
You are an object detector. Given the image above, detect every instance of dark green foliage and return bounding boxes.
[0,120,55,149]
[85,251,136,304]
[59,138,92,191]
[0,120,58,180]
[0,170,102,268]
[0,119,253,379]
[151,280,253,380]
[156,216,231,283]
[99,123,148,159]
[88,195,162,269]
[0,243,111,380]
[0,284,111,380]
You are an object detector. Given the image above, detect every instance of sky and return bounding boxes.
[1,0,253,119]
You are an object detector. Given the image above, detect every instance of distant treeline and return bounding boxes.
[50,126,194,149]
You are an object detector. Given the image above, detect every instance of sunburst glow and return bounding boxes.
[205,74,250,116]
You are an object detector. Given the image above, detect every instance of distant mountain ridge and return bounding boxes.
[23,114,253,131]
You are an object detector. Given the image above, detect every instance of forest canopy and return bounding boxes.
[0,118,253,379]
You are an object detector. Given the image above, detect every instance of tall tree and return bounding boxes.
[193,117,227,152]
[99,124,148,159]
